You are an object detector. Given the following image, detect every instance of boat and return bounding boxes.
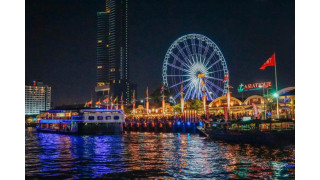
[36,108,125,135]
[203,119,295,145]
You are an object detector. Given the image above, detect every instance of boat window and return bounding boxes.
[106,116,111,120]
[88,116,95,120]
[114,116,120,120]
[97,116,103,120]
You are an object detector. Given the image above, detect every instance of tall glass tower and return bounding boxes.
[96,0,135,104]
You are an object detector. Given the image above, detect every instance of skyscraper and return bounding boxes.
[25,81,51,115]
[95,0,136,104]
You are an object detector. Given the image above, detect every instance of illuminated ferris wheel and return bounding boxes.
[162,34,228,102]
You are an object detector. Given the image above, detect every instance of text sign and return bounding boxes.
[238,82,272,92]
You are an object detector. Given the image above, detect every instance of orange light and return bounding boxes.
[198,73,205,78]
[98,40,102,43]
[106,44,109,47]
[97,66,102,69]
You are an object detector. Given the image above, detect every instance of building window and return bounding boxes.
[114,116,119,120]
[98,40,102,43]
[89,116,94,120]
[97,116,103,120]
[97,82,105,86]
[110,68,115,72]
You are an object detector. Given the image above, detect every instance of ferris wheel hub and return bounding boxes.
[197,73,206,78]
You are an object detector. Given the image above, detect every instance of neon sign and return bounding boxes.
[238,82,272,92]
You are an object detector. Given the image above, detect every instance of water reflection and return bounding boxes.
[25,128,294,179]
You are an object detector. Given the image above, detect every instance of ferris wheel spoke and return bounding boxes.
[170,53,191,69]
[205,85,218,99]
[191,38,197,56]
[184,86,193,100]
[167,63,190,73]
[203,44,209,61]
[176,44,193,65]
[207,69,224,74]
[190,83,197,99]
[175,80,192,100]
[203,86,214,101]
[198,40,202,61]
[207,59,221,70]
[173,91,181,100]
[206,80,224,92]
[204,51,216,66]
[169,78,191,89]
[167,74,189,77]
[206,76,223,81]
[183,40,193,61]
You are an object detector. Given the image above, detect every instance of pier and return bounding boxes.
[124,118,204,134]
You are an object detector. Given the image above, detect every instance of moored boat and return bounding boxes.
[36,108,125,135]
[203,119,295,145]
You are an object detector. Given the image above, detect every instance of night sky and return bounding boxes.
[26,0,294,106]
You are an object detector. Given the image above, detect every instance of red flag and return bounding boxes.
[87,100,92,105]
[103,98,108,103]
[180,84,183,92]
[96,100,100,104]
[260,53,275,70]
[222,72,229,83]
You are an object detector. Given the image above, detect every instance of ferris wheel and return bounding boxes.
[162,34,228,102]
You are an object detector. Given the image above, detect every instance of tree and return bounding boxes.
[172,103,181,113]
[186,98,203,111]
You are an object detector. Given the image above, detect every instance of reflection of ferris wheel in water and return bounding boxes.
[162,34,229,102]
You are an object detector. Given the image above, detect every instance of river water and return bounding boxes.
[25,127,295,179]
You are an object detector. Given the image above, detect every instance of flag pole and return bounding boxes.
[274,52,279,119]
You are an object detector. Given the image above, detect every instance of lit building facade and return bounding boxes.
[25,81,51,115]
[96,0,135,104]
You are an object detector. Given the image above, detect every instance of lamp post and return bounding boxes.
[273,93,279,119]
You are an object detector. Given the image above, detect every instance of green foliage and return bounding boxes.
[186,98,203,111]
[172,103,181,112]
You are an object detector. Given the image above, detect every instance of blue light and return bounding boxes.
[177,121,181,126]
[187,122,191,126]
[199,122,203,126]
[81,109,123,113]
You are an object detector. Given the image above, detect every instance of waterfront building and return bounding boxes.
[95,0,136,104]
[207,87,295,120]
[25,81,51,115]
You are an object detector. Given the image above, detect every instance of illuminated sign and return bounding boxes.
[238,82,272,92]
